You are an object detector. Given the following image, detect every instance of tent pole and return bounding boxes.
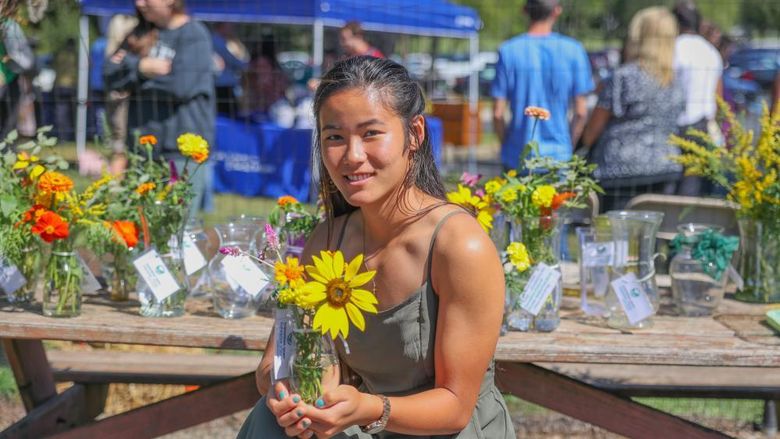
[76,14,89,160]
[313,19,324,77]
[467,33,479,174]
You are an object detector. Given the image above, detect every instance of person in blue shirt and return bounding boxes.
[491,0,593,170]
[211,22,249,117]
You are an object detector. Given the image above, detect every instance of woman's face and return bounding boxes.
[319,88,420,208]
[135,0,174,26]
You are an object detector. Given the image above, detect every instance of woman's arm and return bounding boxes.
[303,213,505,437]
[580,106,611,150]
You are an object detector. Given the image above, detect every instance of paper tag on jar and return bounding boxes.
[133,249,181,302]
[272,308,296,382]
[519,263,561,316]
[182,235,207,276]
[611,272,654,325]
[0,257,26,295]
[583,241,614,267]
[78,256,102,295]
[221,255,270,299]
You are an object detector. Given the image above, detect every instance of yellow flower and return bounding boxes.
[485,180,503,195]
[135,182,156,195]
[13,152,38,170]
[531,185,556,209]
[80,174,113,204]
[499,189,518,203]
[278,287,301,306]
[37,171,74,193]
[506,169,517,178]
[177,133,210,164]
[275,256,306,288]
[446,184,494,233]
[298,250,378,340]
[507,242,531,272]
[29,164,45,180]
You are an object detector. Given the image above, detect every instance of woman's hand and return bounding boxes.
[302,385,383,438]
[266,380,314,438]
[139,57,172,78]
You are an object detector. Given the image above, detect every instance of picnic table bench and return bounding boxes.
[1,295,779,439]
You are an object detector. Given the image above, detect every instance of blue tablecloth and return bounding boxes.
[213,115,443,202]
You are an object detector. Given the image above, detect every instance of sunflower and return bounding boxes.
[177,133,210,164]
[275,256,305,288]
[31,211,69,243]
[446,184,494,233]
[298,250,378,340]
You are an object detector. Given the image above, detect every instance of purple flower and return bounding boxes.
[169,160,179,184]
[460,171,481,187]
[219,246,241,257]
[475,189,485,198]
[265,223,279,249]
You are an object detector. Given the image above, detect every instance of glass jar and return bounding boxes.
[136,237,189,317]
[735,218,780,303]
[182,218,212,297]
[42,244,82,318]
[105,249,137,302]
[504,215,562,332]
[670,224,729,316]
[604,211,663,330]
[210,222,273,318]
[576,223,613,317]
[8,246,42,305]
[289,325,339,404]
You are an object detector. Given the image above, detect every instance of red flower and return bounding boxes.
[18,204,47,225]
[31,211,69,243]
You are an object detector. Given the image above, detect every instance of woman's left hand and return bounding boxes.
[300,385,381,439]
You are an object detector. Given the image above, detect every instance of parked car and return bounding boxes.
[726,47,780,90]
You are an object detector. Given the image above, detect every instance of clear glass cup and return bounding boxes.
[671,223,729,316]
[576,224,613,317]
[183,218,212,297]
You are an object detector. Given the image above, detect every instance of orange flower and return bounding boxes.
[277,195,299,207]
[31,211,69,243]
[139,135,157,146]
[37,171,74,193]
[190,151,208,164]
[112,220,139,248]
[551,192,576,210]
[524,106,551,120]
[19,204,48,225]
[135,182,157,195]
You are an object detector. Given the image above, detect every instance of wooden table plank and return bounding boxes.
[1,297,778,366]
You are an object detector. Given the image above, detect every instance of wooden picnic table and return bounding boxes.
[1,294,778,439]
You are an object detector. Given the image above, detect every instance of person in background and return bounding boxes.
[491,0,593,171]
[52,38,77,141]
[580,7,684,212]
[0,7,34,139]
[104,12,140,175]
[672,0,723,197]
[772,72,779,117]
[104,0,215,214]
[211,22,249,117]
[339,21,384,59]
[242,32,288,117]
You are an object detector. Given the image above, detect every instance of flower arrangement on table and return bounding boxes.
[268,195,321,257]
[220,225,378,403]
[447,107,602,331]
[670,98,780,302]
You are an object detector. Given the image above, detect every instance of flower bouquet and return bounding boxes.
[670,99,780,302]
[221,225,378,403]
[120,133,210,316]
[268,195,321,258]
[448,107,601,331]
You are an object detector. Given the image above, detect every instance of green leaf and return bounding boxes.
[38,125,53,133]
[3,152,15,166]
[43,137,58,147]
[17,141,35,151]
[57,161,68,170]
[0,195,18,217]
[5,130,18,143]
[32,146,41,155]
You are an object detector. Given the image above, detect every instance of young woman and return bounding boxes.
[580,7,684,212]
[238,57,513,438]
[103,0,214,212]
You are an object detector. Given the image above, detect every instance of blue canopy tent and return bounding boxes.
[75,0,483,191]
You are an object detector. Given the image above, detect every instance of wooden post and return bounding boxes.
[2,339,57,411]
[1,384,88,438]
[495,362,729,439]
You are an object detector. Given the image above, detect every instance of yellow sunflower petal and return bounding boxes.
[305,265,329,284]
[348,270,376,288]
[332,251,344,278]
[331,307,349,339]
[345,302,366,331]
[312,303,336,331]
[351,288,378,305]
[312,254,334,280]
[344,253,363,282]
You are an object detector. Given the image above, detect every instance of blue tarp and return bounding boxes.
[80,0,481,38]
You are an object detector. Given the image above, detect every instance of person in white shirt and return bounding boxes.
[672,0,723,196]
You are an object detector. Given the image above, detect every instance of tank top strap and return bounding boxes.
[334,210,355,250]
[426,208,470,280]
